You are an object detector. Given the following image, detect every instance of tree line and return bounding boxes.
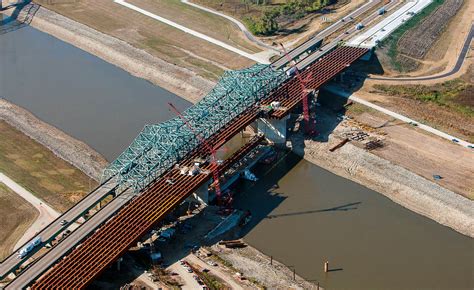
[243,0,334,35]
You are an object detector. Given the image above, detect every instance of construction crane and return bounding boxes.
[168,103,224,204]
[279,43,317,136]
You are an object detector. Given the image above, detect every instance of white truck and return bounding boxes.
[18,236,41,259]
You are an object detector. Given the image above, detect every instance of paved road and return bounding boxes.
[0,172,60,251]
[5,187,136,289]
[325,85,474,149]
[272,0,385,69]
[295,0,400,70]
[369,22,474,81]
[0,177,117,280]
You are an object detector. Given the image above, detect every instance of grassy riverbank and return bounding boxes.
[0,121,97,212]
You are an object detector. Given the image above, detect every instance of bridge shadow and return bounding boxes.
[266,201,361,219]
[0,0,39,35]
[335,52,386,93]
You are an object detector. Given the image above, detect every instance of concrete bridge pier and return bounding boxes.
[193,179,210,205]
[257,115,290,145]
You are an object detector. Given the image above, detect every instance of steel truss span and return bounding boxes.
[102,64,288,192]
[22,46,368,290]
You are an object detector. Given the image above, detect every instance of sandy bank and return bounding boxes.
[212,244,319,289]
[289,131,474,238]
[28,5,214,104]
[0,98,107,180]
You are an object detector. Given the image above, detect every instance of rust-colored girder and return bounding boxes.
[30,46,368,289]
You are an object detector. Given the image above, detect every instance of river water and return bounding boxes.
[236,153,473,289]
[0,25,190,161]
[1,24,472,289]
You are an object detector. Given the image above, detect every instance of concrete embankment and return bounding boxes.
[27,5,214,104]
[0,99,107,180]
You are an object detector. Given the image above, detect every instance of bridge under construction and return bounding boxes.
[9,45,367,289]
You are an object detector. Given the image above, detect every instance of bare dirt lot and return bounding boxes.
[0,182,38,260]
[34,0,255,80]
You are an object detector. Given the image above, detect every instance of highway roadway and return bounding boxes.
[5,46,368,289]
[0,177,117,280]
[272,0,385,69]
[295,0,400,70]
[5,187,136,289]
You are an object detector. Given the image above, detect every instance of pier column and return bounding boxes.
[257,115,289,144]
[194,180,210,205]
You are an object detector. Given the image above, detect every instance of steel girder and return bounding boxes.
[102,64,288,192]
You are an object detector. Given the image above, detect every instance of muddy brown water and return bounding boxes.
[0,25,190,161]
[235,153,473,290]
[1,23,473,290]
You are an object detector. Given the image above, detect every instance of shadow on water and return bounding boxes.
[0,0,38,35]
[266,201,361,219]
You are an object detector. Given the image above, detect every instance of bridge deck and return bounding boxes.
[10,45,368,289]
[31,134,264,289]
[265,46,369,119]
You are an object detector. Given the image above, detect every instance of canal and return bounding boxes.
[1,23,473,290]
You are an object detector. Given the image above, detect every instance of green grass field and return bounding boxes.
[374,79,474,117]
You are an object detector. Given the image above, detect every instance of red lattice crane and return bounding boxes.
[280,43,317,136]
[168,103,224,204]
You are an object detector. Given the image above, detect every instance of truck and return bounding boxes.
[18,236,41,259]
[378,7,386,15]
[356,23,364,30]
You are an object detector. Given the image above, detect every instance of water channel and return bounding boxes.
[0,24,190,161]
[1,23,472,289]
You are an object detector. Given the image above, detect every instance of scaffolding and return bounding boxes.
[102,64,287,192]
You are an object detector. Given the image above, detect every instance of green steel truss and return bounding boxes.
[102,64,287,192]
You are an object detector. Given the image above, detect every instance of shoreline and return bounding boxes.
[1,2,472,287]
[9,0,473,240]
[0,98,107,181]
[27,5,214,104]
[289,131,474,238]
